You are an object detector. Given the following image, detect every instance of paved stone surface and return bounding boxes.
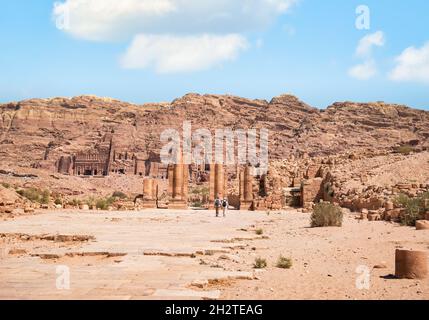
[0,209,266,300]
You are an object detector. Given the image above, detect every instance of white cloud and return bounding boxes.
[121,34,248,73]
[356,31,385,57]
[389,42,429,84]
[53,0,176,41]
[348,60,377,80]
[53,0,296,41]
[53,0,296,72]
[348,31,385,80]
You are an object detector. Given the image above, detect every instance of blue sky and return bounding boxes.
[0,0,428,110]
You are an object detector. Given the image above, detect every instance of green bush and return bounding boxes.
[394,193,410,207]
[253,257,267,269]
[192,201,203,208]
[40,190,50,204]
[190,186,209,196]
[17,188,50,204]
[420,192,429,206]
[96,197,116,210]
[112,191,127,199]
[84,197,96,208]
[54,198,62,206]
[394,193,426,227]
[395,144,414,155]
[1,182,10,189]
[276,256,293,269]
[255,229,264,235]
[68,199,82,207]
[310,202,344,228]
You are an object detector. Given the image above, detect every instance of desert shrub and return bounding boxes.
[68,199,82,207]
[190,186,209,196]
[96,197,116,210]
[395,144,414,155]
[1,182,10,189]
[54,198,62,206]
[276,256,293,269]
[192,201,203,208]
[96,199,109,210]
[394,193,426,227]
[310,202,343,228]
[420,192,429,205]
[255,229,264,235]
[84,197,96,208]
[253,257,267,269]
[112,191,127,199]
[17,188,50,204]
[40,190,50,204]
[394,193,410,207]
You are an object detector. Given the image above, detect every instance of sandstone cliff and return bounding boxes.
[0,94,428,169]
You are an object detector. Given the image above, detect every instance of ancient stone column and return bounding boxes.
[395,249,428,279]
[141,179,158,209]
[168,157,189,210]
[209,164,227,208]
[239,165,254,211]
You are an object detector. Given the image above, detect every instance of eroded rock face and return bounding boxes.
[1,93,428,210]
[1,94,428,167]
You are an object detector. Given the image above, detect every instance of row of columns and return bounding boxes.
[141,163,255,211]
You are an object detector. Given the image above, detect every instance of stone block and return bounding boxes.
[368,213,381,221]
[24,207,34,214]
[385,201,394,211]
[395,249,428,279]
[416,220,429,230]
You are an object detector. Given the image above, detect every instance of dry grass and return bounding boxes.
[310,202,343,228]
[253,257,267,269]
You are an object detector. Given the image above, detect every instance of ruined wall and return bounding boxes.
[301,178,324,208]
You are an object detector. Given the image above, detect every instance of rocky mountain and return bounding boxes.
[0,93,428,169]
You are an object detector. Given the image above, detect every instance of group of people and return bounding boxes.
[214,195,229,217]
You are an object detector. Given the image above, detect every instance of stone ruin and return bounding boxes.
[209,164,227,209]
[56,133,168,179]
[395,249,428,280]
[137,162,298,211]
[167,161,189,210]
[53,137,429,219]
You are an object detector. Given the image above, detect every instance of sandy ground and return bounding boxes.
[0,209,428,300]
[220,212,429,300]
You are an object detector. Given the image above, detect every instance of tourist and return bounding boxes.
[222,198,229,217]
[214,195,222,217]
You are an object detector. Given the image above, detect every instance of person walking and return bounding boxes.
[214,195,221,217]
[222,198,229,217]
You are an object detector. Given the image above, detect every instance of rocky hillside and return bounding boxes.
[0,94,428,168]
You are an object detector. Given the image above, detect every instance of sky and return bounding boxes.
[0,0,428,110]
